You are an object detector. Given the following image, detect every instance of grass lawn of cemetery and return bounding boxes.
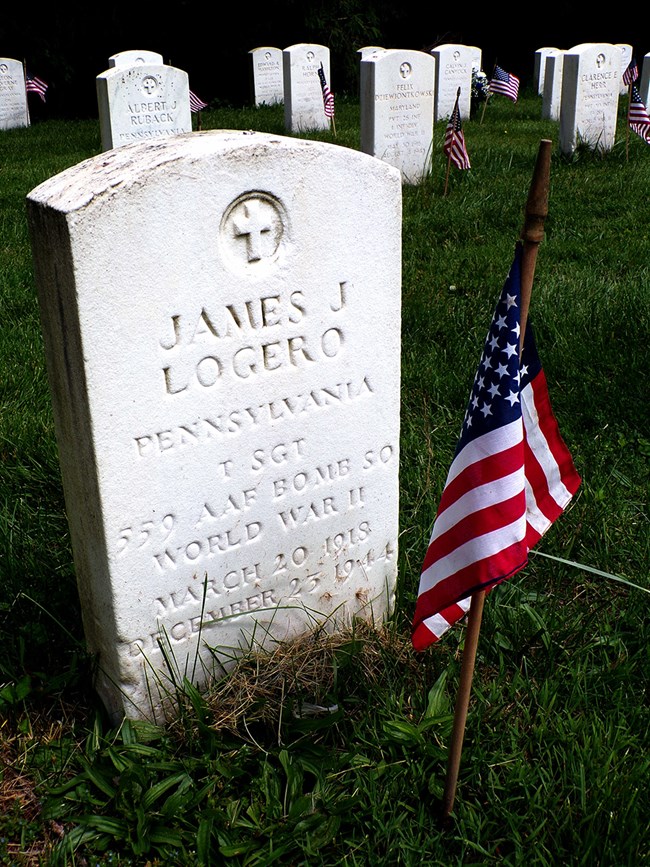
[1,92,649,865]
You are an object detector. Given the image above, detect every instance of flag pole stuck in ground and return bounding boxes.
[408,139,581,818]
[443,87,471,197]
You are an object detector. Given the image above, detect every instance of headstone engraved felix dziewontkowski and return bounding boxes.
[27,131,402,722]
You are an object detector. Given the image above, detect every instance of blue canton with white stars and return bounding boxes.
[456,246,531,458]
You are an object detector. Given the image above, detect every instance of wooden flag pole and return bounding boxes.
[440,138,552,820]
[331,114,337,138]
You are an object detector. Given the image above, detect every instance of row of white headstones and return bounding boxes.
[2,41,638,184]
[15,40,637,724]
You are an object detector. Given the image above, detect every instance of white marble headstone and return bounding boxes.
[360,49,435,184]
[109,50,164,68]
[640,52,650,107]
[96,63,192,151]
[615,44,633,94]
[559,43,621,155]
[357,47,385,60]
[27,130,402,723]
[534,48,561,95]
[542,52,564,121]
[283,43,331,132]
[249,47,284,106]
[430,44,476,121]
[0,58,30,131]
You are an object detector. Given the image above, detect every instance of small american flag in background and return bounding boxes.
[623,58,639,86]
[629,85,650,144]
[26,75,48,102]
[318,63,335,118]
[189,90,208,112]
[444,101,471,170]
[412,244,580,650]
[488,66,519,102]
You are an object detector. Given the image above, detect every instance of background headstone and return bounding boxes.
[96,62,192,151]
[430,44,475,121]
[109,50,164,68]
[0,58,30,131]
[357,47,385,59]
[640,52,650,107]
[27,130,402,723]
[534,47,561,95]
[542,52,564,121]
[559,43,621,155]
[360,49,435,184]
[249,47,284,106]
[283,43,331,132]
[615,43,633,94]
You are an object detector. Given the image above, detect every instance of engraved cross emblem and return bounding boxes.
[232,199,274,262]
[142,76,157,95]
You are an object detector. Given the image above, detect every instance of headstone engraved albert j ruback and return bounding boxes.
[283,43,331,132]
[430,44,477,122]
[0,58,30,130]
[109,49,164,68]
[27,131,402,722]
[249,47,284,106]
[615,43,632,94]
[96,62,192,150]
[360,49,435,184]
[559,43,621,155]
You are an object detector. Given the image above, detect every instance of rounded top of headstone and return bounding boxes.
[27,130,401,215]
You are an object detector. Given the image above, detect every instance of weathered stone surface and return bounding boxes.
[96,62,192,151]
[27,131,402,723]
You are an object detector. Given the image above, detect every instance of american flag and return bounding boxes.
[189,90,208,112]
[629,85,650,144]
[25,74,48,102]
[412,245,581,650]
[488,65,519,102]
[444,100,471,170]
[318,63,335,118]
[623,58,639,86]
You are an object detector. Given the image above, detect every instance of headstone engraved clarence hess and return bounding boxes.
[96,61,192,151]
[0,58,30,130]
[559,43,621,155]
[27,131,402,722]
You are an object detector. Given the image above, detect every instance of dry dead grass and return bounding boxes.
[196,619,419,736]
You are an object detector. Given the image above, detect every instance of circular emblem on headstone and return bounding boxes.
[306,51,315,62]
[596,53,606,68]
[141,75,159,96]
[135,57,146,64]
[0,64,8,74]
[220,192,288,275]
[453,51,460,61]
[265,51,272,61]
[399,62,412,79]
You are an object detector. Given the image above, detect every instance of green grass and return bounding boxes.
[1,92,649,865]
